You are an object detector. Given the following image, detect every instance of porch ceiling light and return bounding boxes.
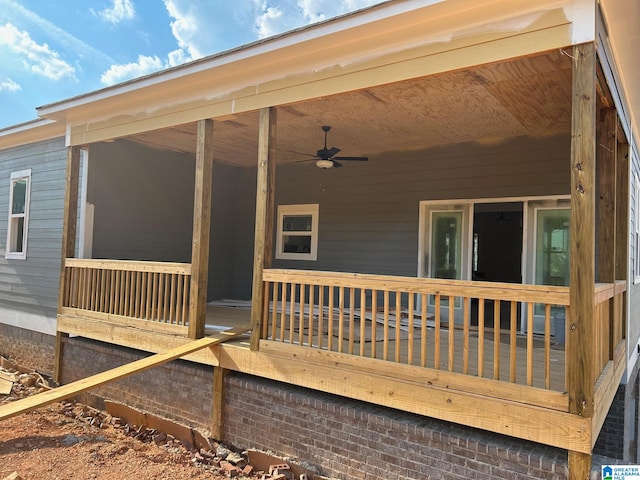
[316,159,334,169]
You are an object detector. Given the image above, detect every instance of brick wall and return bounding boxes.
[224,374,569,480]
[594,385,626,459]
[60,336,214,429]
[0,324,55,373]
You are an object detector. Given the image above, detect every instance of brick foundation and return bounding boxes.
[224,374,569,480]
[56,336,639,479]
[594,385,626,459]
[60,336,214,429]
[0,323,55,373]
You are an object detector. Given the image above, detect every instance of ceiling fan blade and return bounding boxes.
[332,160,343,168]
[333,156,368,161]
[293,158,317,164]
[327,147,341,158]
[280,149,317,158]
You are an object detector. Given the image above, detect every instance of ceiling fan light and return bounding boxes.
[316,159,333,169]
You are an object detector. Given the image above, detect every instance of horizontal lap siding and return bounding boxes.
[272,134,570,277]
[629,144,640,357]
[90,140,240,301]
[0,137,66,318]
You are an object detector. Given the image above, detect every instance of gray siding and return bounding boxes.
[0,137,67,318]
[271,134,570,278]
[89,140,244,301]
[629,143,640,360]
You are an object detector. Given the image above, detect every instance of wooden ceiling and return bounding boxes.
[125,50,573,166]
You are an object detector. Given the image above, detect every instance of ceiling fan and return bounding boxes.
[296,126,368,169]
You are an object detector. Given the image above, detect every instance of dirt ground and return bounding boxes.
[0,400,235,479]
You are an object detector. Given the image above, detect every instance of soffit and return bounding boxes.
[124,49,573,167]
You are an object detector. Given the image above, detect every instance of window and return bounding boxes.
[6,169,31,260]
[635,175,640,283]
[275,204,319,261]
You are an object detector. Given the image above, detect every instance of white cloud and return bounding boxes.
[254,0,381,38]
[0,23,76,81]
[0,78,21,92]
[101,0,382,86]
[0,0,115,65]
[100,54,163,85]
[97,0,136,24]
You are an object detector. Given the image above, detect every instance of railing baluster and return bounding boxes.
[463,296,470,374]
[477,298,484,378]
[449,295,455,372]
[338,286,345,353]
[261,281,270,338]
[328,287,335,351]
[270,281,278,341]
[280,282,287,343]
[434,294,441,370]
[360,289,366,357]
[545,303,551,389]
[493,299,500,380]
[527,302,534,386]
[289,283,296,344]
[298,284,305,345]
[349,288,355,355]
[169,273,176,323]
[395,291,401,363]
[318,285,325,350]
[308,284,315,347]
[407,292,414,366]
[383,290,389,361]
[371,289,377,360]
[510,301,517,383]
[421,293,427,368]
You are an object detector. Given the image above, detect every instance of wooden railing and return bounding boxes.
[62,259,191,327]
[261,269,571,391]
[593,281,626,383]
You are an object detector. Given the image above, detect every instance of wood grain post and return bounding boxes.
[567,42,597,480]
[249,107,277,351]
[211,366,228,440]
[55,146,81,383]
[188,119,214,339]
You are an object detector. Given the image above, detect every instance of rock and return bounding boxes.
[216,445,231,460]
[2,472,23,480]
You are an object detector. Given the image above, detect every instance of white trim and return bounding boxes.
[0,306,56,336]
[77,148,94,258]
[275,204,319,261]
[634,174,640,284]
[5,169,32,260]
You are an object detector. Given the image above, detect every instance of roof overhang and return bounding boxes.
[35,0,596,147]
[0,118,65,150]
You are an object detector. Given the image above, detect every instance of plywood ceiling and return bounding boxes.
[125,50,573,167]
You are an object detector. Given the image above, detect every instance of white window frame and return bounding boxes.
[635,175,640,284]
[6,169,32,260]
[275,204,319,261]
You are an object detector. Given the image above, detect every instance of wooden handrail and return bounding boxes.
[263,269,571,305]
[64,258,191,275]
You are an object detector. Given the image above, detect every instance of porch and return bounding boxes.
[52,41,631,478]
[56,254,626,454]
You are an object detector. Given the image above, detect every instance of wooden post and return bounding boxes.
[567,42,597,480]
[249,107,277,351]
[188,119,214,339]
[211,366,228,440]
[615,142,629,282]
[596,108,617,284]
[54,146,81,383]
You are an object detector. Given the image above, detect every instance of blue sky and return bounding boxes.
[0,0,381,129]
